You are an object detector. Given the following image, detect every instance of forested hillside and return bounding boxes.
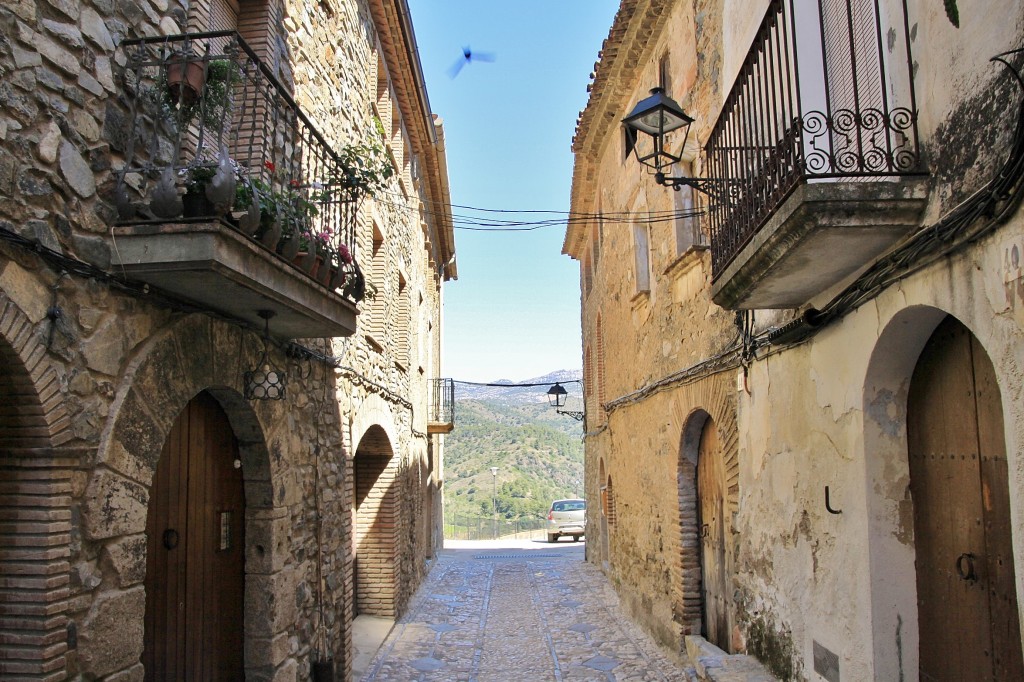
[443,376,584,526]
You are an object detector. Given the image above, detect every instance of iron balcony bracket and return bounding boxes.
[653,172,739,205]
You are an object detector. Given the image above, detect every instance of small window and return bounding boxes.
[584,253,593,296]
[623,125,637,161]
[633,223,651,293]
[673,161,699,254]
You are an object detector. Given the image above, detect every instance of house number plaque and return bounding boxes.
[219,511,232,551]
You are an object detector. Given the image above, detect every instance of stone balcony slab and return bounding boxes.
[711,178,930,310]
[110,221,357,339]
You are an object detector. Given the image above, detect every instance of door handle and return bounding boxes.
[956,552,977,582]
[163,528,179,550]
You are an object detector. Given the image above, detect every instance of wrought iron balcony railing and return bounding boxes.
[113,31,364,302]
[705,0,923,278]
[428,378,455,433]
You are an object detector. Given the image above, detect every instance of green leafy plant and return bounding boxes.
[234,161,324,241]
[944,0,959,27]
[334,117,395,197]
[159,56,240,132]
[182,162,217,194]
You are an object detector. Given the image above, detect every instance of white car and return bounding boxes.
[546,498,586,542]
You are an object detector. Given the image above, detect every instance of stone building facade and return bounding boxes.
[0,0,454,680]
[567,1,1024,680]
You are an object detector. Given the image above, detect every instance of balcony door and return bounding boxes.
[908,316,1022,681]
[143,392,245,680]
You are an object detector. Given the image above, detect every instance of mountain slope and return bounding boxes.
[444,371,584,525]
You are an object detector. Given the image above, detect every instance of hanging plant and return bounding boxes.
[335,116,395,198]
[944,0,960,28]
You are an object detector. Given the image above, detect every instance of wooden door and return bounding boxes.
[908,316,1023,681]
[143,392,245,681]
[698,419,729,650]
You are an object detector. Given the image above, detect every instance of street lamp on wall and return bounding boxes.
[623,87,732,202]
[547,383,584,422]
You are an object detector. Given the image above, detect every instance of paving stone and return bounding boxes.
[359,542,690,680]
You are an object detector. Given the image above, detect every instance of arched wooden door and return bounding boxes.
[143,392,245,680]
[697,418,729,650]
[908,316,1023,681]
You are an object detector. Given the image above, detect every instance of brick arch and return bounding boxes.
[0,292,76,679]
[0,293,72,449]
[80,314,282,678]
[673,373,739,643]
[352,405,399,617]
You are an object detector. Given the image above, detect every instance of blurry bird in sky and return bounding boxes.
[448,46,495,79]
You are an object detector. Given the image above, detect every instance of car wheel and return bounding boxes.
[547,534,559,543]
[572,535,581,542]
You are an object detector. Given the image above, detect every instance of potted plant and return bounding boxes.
[180,162,217,217]
[165,50,206,107]
[162,57,239,131]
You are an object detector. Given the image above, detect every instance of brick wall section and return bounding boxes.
[0,458,75,681]
[354,453,397,617]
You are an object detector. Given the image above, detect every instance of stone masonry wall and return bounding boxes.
[0,0,446,680]
[572,0,1024,678]
[573,1,741,656]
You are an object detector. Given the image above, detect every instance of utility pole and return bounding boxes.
[490,466,498,540]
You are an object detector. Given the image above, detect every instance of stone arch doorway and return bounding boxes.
[353,424,398,617]
[863,305,1024,679]
[678,398,738,652]
[696,417,729,650]
[0,298,73,678]
[907,316,1022,681]
[143,391,246,679]
[81,316,277,679]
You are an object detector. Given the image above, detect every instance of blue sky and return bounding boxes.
[406,1,620,383]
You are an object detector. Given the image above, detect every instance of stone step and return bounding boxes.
[685,635,778,682]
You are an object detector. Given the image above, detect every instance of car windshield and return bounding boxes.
[553,501,585,512]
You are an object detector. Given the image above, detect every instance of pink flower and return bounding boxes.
[337,244,352,264]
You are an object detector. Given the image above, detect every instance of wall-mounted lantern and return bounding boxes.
[623,87,731,202]
[244,310,287,401]
[547,382,584,422]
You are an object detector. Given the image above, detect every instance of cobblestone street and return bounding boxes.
[358,540,690,681]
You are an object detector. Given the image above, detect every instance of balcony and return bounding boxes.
[428,379,455,434]
[111,32,375,338]
[706,0,928,310]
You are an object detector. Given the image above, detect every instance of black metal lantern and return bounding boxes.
[547,382,568,408]
[622,87,694,173]
[547,383,584,421]
[244,310,287,401]
[623,87,732,201]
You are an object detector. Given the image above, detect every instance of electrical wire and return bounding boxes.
[451,379,581,388]
[367,186,707,232]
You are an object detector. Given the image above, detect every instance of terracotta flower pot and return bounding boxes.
[293,251,319,278]
[329,265,346,290]
[166,57,206,107]
[319,260,335,287]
